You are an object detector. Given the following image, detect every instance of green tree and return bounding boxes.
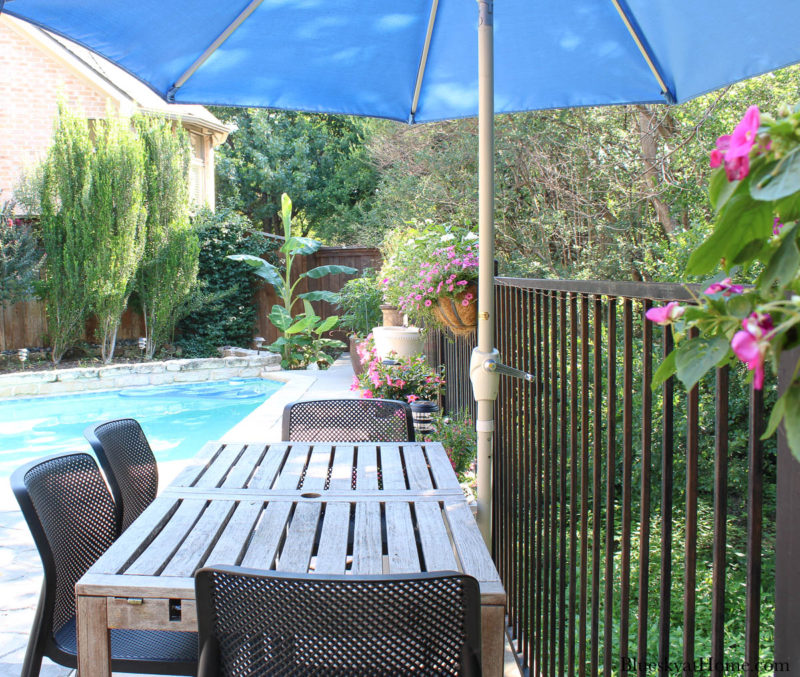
[0,198,42,306]
[85,112,147,363]
[136,115,199,358]
[213,109,378,243]
[38,103,95,363]
[176,207,273,358]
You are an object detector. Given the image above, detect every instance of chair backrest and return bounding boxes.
[11,453,117,642]
[281,398,416,442]
[85,418,158,531]
[194,566,482,677]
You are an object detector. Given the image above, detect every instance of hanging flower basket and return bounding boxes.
[432,284,477,336]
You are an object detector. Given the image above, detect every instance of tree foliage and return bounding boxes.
[213,109,378,242]
[176,207,274,357]
[85,111,147,363]
[38,103,95,363]
[136,115,198,358]
[0,199,43,306]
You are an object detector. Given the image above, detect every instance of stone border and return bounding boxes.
[0,354,282,399]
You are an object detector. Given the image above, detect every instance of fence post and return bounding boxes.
[774,347,800,668]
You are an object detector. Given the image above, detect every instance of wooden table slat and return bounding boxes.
[195,444,244,488]
[126,499,207,576]
[277,502,322,572]
[352,502,382,574]
[249,444,288,490]
[356,446,379,491]
[162,487,464,501]
[274,445,311,490]
[161,501,236,577]
[302,445,332,491]
[426,443,462,490]
[240,501,292,569]
[170,442,222,487]
[222,444,267,488]
[204,500,264,567]
[404,445,434,490]
[414,501,459,572]
[88,497,179,575]
[314,503,351,574]
[379,445,406,490]
[385,501,420,573]
[329,446,355,490]
[444,500,502,583]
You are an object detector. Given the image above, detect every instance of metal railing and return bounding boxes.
[435,277,798,676]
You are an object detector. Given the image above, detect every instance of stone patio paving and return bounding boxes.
[0,358,520,676]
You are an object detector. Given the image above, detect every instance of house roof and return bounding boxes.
[3,14,231,143]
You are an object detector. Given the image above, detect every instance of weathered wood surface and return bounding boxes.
[78,440,505,677]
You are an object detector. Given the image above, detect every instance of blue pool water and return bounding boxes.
[0,378,282,477]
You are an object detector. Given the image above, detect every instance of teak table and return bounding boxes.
[76,440,506,676]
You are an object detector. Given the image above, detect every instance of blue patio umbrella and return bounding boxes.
[5,0,800,540]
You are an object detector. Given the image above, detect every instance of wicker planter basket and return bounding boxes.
[432,284,477,336]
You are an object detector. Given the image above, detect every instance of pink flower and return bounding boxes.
[704,277,744,296]
[415,294,422,300]
[731,312,774,390]
[447,284,454,292]
[645,301,685,326]
[456,280,468,286]
[424,299,432,307]
[726,106,760,160]
[363,389,374,398]
[465,293,474,301]
[710,106,760,181]
[461,299,470,306]
[407,394,419,403]
[773,217,784,235]
[381,278,389,285]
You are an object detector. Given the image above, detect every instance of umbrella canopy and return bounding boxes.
[4,1,799,122]
[5,0,800,541]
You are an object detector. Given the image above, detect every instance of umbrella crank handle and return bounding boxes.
[483,358,535,382]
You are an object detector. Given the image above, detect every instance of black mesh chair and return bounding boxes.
[194,566,481,677]
[281,398,415,443]
[84,418,158,531]
[10,452,197,677]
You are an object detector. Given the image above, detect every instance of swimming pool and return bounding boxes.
[0,378,282,477]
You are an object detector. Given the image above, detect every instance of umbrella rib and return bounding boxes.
[167,0,265,101]
[409,0,440,123]
[609,0,675,104]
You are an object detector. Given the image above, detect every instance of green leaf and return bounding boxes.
[269,305,293,331]
[281,236,321,256]
[286,315,314,335]
[303,264,359,279]
[281,193,292,240]
[783,382,800,462]
[686,195,773,275]
[675,335,730,391]
[708,169,739,212]
[750,152,800,201]
[227,254,284,289]
[651,349,677,391]
[299,290,341,303]
[762,392,787,440]
[758,223,800,290]
[302,299,318,319]
[316,315,339,334]
[731,239,765,265]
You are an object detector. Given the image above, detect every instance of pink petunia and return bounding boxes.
[424,299,433,307]
[465,293,474,301]
[645,301,685,326]
[461,299,470,306]
[363,389,374,399]
[447,284,454,292]
[704,277,744,297]
[456,280,468,286]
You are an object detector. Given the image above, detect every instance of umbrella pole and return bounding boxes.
[470,0,498,547]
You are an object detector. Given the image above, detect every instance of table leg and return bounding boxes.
[481,603,505,677]
[77,595,111,677]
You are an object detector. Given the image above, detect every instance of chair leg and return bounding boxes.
[20,585,48,677]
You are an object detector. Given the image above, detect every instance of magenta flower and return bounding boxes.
[704,277,744,296]
[773,217,784,235]
[424,299,433,307]
[465,293,474,301]
[645,302,685,326]
[461,299,470,306]
[731,312,774,390]
[407,394,419,403]
[456,280,468,286]
[709,106,760,181]
[363,389,374,399]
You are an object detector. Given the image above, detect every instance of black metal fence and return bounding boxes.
[435,277,799,676]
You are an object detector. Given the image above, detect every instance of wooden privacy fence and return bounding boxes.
[0,245,381,352]
[436,277,800,676]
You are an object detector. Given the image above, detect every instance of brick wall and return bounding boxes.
[0,21,115,201]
